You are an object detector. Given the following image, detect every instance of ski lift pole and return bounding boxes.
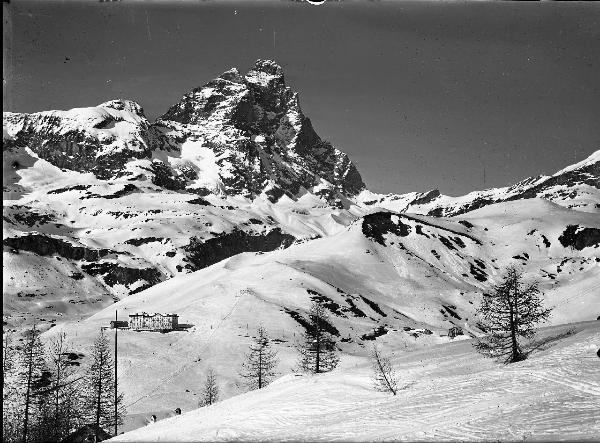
[114,310,118,436]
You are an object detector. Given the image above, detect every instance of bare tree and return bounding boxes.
[370,345,398,395]
[46,333,83,441]
[3,330,15,386]
[198,368,219,407]
[19,325,49,443]
[81,330,125,439]
[3,330,21,443]
[297,302,339,373]
[474,266,552,363]
[240,326,279,390]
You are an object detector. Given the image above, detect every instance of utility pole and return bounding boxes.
[114,310,118,437]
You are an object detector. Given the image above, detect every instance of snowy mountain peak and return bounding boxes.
[98,99,147,117]
[218,67,243,82]
[156,59,365,201]
[244,59,285,88]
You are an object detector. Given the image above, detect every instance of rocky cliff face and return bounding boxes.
[157,59,365,203]
[3,100,172,180]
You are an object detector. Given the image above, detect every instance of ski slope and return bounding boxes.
[112,321,600,442]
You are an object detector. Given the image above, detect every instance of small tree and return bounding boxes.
[370,345,398,395]
[474,267,552,363]
[240,326,279,390]
[198,368,219,407]
[81,330,125,439]
[297,302,339,373]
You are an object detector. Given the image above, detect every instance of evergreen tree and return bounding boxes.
[198,368,219,407]
[370,345,398,395]
[81,330,125,439]
[240,326,279,390]
[297,302,339,373]
[474,266,552,363]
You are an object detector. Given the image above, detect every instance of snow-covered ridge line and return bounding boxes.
[357,149,599,216]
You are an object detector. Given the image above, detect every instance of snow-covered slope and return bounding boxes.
[116,321,600,441]
[44,197,599,416]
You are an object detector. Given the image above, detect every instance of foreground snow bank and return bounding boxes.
[112,321,600,442]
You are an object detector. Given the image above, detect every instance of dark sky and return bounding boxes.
[4,0,600,196]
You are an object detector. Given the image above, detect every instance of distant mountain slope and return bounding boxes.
[359,150,599,216]
[3,100,171,181]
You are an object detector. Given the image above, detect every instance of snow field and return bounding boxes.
[112,321,600,442]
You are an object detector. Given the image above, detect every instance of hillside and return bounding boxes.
[44,197,600,417]
[115,320,600,441]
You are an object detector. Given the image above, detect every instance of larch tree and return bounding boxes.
[297,301,339,374]
[3,330,15,386]
[18,324,50,443]
[81,329,125,439]
[45,332,83,441]
[198,368,219,407]
[3,330,21,443]
[370,345,398,395]
[474,266,552,363]
[240,326,279,390]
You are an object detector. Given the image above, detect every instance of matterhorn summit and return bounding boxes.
[156,59,365,203]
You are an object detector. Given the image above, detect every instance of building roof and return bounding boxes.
[129,312,178,318]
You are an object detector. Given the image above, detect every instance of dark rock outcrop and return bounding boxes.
[3,234,111,261]
[361,212,411,245]
[80,261,163,294]
[410,189,440,206]
[558,225,600,250]
[184,228,296,270]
